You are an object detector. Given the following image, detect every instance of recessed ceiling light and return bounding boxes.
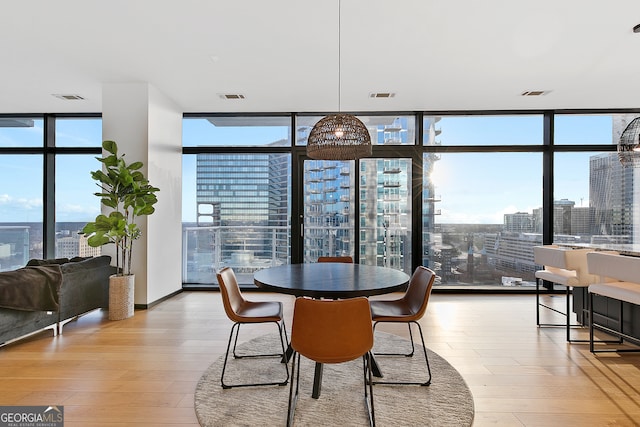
[52,94,85,100]
[634,24,640,33]
[369,92,396,98]
[218,93,245,100]
[521,90,550,97]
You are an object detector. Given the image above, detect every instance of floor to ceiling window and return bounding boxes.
[0,118,45,269]
[182,111,631,289]
[425,151,542,287]
[553,113,639,245]
[0,110,631,291]
[297,114,416,275]
[182,115,292,286]
[301,158,356,263]
[422,114,544,288]
[54,117,103,259]
[0,115,102,271]
[358,157,412,274]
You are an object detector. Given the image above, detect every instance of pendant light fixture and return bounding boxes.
[618,117,640,167]
[306,0,372,160]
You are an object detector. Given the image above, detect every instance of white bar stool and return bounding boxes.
[533,245,597,342]
[587,251,640,353]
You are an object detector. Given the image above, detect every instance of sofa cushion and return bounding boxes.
[60,255,112,274]
[0,265,62,311]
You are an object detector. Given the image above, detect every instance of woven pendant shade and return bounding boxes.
[307,114,372,160]
[618,117,640,167]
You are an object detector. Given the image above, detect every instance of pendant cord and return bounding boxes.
[338,0,341,113]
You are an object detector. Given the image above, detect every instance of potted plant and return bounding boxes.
[82,140,159,320]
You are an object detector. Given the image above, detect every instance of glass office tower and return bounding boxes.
[189,152,290,282]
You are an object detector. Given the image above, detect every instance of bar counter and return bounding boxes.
[554,242,640,257]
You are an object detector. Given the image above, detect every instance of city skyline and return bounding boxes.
[2,143,634,285]
[0,114,623,224]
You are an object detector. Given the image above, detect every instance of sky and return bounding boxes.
[0,114,619,224]
[428,114,615,223]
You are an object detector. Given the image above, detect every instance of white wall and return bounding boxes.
[146,85,183,303]
[102,83,183,305]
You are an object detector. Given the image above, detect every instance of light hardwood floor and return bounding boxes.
[1,291,639,426]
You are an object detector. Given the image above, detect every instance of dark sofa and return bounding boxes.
[0,255,116,346]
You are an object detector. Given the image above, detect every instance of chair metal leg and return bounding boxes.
[311,362,324,399]
[566,285,571,342]
[363,352,376,427]
[286,352,300,427]
[372,321,415,357]
[372,321,431,386]
[282,321,289,349]
[537,278,568,327]
[564,286,590,343]
[590,292,596,353]
[536,277,541,326]
[288,351,375,427]
[415,322,432,386]
[230,322,242,358]
[220,320,290,389]
[537,280,596,343]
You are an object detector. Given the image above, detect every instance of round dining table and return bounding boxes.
[253,262,410,299]
[254,262,411,399]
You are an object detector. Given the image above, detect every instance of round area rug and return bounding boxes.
[195,332,474,427]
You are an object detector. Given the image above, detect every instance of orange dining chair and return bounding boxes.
[287,297,375,427]
[317,256,354,263]
[369,266,436,386]
[216,267,289,389]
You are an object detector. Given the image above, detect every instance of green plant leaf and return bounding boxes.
[86,139,160,274]
[102,140,118,154]
[129,161,143,170]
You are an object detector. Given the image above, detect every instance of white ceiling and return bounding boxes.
[3,0,640,114]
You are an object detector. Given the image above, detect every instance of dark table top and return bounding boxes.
[253,263,410,299]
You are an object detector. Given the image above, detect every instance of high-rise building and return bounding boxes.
[422,115,442,274]
[586,114,640,243]
[0,226,31,271]
[193,116,429,276]
[298,116,423,274]
[302,159,355,263]
[196,152,290,227]
[360,157,411,270]
[504,212,535,233]
[553,198,575,235]
[56,233,102,259]
[589,153,635,242]
[570,206,596,235]
[195,151,291,275]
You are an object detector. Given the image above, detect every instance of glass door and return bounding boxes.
[302,158,356,263]
[299,156,412,274]
[358,158,412,273]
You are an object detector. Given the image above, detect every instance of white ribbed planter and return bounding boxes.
[109,274,135,320]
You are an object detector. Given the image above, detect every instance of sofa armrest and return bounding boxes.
[58,256,116,323]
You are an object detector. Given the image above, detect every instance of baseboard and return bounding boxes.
[134,289,183,310]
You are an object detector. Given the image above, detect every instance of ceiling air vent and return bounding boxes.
[521,90,550,97]
[369,92,396,98]
[218,94,246,100]
[52,94,85,100]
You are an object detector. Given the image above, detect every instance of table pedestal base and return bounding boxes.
[311,356,383,399]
